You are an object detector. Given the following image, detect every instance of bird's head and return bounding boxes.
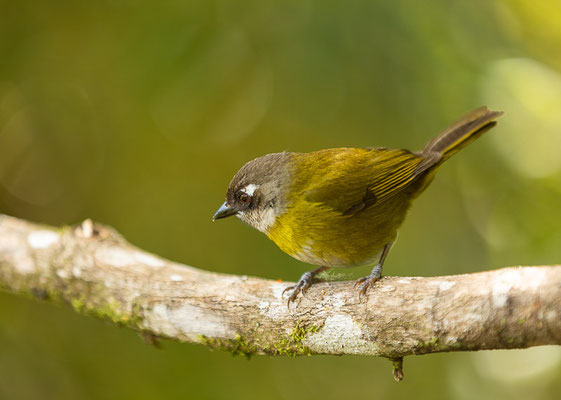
[213,152,292,233]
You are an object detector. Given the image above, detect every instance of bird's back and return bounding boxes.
[267,147,430,267]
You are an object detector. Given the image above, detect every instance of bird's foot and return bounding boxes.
[355,264,382,296]
[282,271,314,307]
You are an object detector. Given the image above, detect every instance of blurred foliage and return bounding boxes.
[1,0,561,399]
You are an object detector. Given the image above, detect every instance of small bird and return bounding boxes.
[214,107,503,305]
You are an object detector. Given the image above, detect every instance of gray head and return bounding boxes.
[213,152,293,233]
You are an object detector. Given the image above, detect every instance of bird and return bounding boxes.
[213,107,503,305]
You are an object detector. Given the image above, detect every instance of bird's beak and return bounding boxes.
[213,202,237,221]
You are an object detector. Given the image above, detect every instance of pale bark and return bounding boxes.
[1,214,560,380]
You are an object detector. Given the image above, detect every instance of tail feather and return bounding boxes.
[422,106,503,161]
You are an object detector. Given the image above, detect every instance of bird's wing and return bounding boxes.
[303,148,430,216]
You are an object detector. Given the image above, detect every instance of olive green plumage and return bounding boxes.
[214,107,503,301]
[269,148,424,267]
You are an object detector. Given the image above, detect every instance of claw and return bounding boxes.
[283,286,303,307]
[355,263,382,297]
[355,275,379,297]
[287,290,299,307]
[282,285,298,308]
[282,285,296,297]
[283,271,316,307]
[282,267,329,307]
[353,278,366,288]
[283,280,310,307]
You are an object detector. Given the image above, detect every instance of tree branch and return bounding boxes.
[1,214,560,380]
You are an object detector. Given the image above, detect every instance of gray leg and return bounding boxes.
[283,266,329,307]
[355,242,393,296]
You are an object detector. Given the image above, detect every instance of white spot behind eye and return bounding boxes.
[243,184,260,196]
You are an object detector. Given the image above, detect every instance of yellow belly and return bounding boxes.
[267,191,413,267]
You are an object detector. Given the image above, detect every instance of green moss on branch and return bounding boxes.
[199,322,322,358]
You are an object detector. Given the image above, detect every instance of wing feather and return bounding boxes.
[301,148,427,216]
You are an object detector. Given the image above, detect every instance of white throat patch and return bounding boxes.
[236,205,278,233]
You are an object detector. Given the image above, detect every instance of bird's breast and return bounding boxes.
[266,205,401,267]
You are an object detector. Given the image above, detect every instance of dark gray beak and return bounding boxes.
[213,202,237,220]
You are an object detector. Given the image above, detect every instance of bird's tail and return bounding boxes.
[422,107,503,161]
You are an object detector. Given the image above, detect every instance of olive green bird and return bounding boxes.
[214,107,503,305]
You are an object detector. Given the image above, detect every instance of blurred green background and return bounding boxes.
[2,0,561,399]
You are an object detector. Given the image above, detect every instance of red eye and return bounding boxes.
[239,193,250,204]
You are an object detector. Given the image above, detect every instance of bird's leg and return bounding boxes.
[283,266,329,306]
[355,242,393,296]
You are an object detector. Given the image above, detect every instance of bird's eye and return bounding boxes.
[239,192,250,204]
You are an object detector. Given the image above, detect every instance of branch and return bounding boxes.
[1,214,560,380]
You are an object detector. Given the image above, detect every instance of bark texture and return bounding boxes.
[1,214,560,363]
